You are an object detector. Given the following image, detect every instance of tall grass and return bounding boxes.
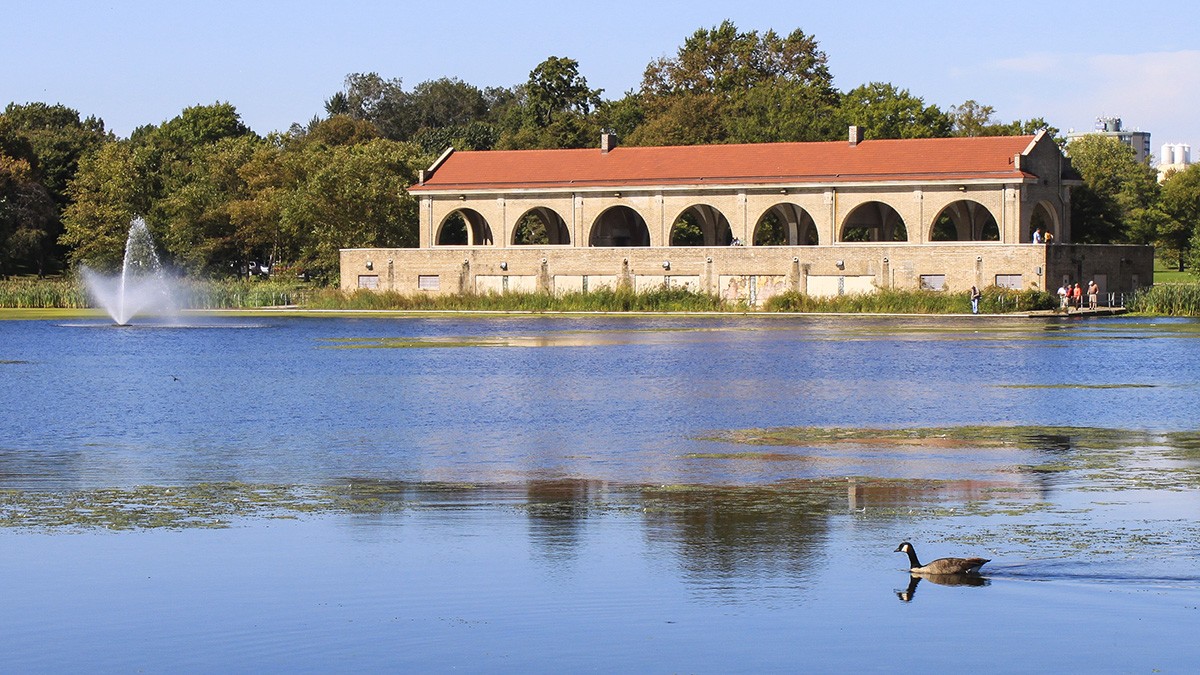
[1128,283,1200,316]
[0,277,1063,314]
[0,278,90,308]
[303,286,731,312]
[0,277,313,310]
[765,287,1056,314]
[174,279,315,309]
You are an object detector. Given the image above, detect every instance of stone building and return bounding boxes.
[340,128,1152,305]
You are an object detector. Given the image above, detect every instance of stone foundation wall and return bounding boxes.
[340,243,1153,306]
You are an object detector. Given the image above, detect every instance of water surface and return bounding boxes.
[2,314,1199,671]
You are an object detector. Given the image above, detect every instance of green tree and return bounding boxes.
[840,82,952,139]
[0,103,112,273]
[629,21,840,146]
[0,151,58,277]
[949,100,1059,139]
[158,135,271,275]
[1067,135,1160,244]
[1159,164,1200,271]
[62,103,255,272]
[59,141,148,270]
[411,77,489,130]
[276,139,423,280]
[330,73,413,140]
[493,57,603,150]
[139,102,253,151]
[0,103,111,203]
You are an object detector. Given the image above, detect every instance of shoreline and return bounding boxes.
[0,306,1131,320]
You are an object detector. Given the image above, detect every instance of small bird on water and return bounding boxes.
[894,541,989,575]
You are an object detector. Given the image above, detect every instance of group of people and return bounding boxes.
[1031,228,1055,244]
[1057,280,1100,311]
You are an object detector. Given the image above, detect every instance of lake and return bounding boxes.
[2,313,1199,672]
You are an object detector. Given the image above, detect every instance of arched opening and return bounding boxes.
[753,203,818,246]
[929,200,1000,241]
[512,207,570,245]
[437,208,494,246]
[840,202,908,242]
[1030,202,1057,243]
[590,205,650,247]
[669,205,733,246]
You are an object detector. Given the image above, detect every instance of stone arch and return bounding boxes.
[840,201,908,242]
[437,208,494,246]
[753,203,819,246]
[669,204,733,246]
[929,200,1000,241]
[512,207,570,246]
[1030,201,1058,243]
[590,205,650,247]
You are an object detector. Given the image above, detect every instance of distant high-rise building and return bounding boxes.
[1066,116,1152,164]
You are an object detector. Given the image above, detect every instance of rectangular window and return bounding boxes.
[357,275,379,289]
[919,274,946,291]
[995,274,1022,289]
[417,275,440,291]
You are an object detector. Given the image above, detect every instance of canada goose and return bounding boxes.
[894,542,989,575]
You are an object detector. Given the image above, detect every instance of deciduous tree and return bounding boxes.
[1067,135,1159,244]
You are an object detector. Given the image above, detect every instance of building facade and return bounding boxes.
[341,129,1153,305]
[1067,116,1152,164]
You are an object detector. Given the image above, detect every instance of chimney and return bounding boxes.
[601,131,618,154]
[848,125,864,146]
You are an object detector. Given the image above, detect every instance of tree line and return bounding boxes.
[1,20,1196,282]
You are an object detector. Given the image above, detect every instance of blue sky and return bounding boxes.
[7,1,1200,158]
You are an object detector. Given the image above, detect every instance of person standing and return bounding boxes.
[1072,283,1083,309]
[970,286,982,314]
[1057,283,1069,311]
[1032,228,1043,243]
[1088,281,1099,310]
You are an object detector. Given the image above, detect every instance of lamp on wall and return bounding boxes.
[882,257,889,264]
[662,260,671,270]
[365,260,373,270]
[976,256,983,262]
[835,260,845,269]
[499,261,508,271]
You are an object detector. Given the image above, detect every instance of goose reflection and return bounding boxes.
[895,572,990,602]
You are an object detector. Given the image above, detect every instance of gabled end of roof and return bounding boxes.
[419,146,455,186]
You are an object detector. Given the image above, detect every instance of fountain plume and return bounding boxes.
[82,217,179,325]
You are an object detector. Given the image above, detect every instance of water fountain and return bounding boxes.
[82,216,180,325]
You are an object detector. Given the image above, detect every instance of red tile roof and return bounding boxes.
[411,136,1039,192]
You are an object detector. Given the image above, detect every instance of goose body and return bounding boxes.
[895,541,989,575]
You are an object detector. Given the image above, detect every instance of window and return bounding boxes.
[417,275,440,291]
[919,274,946,291]
[995,274,1022,289]
[357,275,379,289]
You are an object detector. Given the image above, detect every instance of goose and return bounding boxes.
[894,541,989,575]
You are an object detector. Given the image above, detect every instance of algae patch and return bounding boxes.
[0,481,420,530]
